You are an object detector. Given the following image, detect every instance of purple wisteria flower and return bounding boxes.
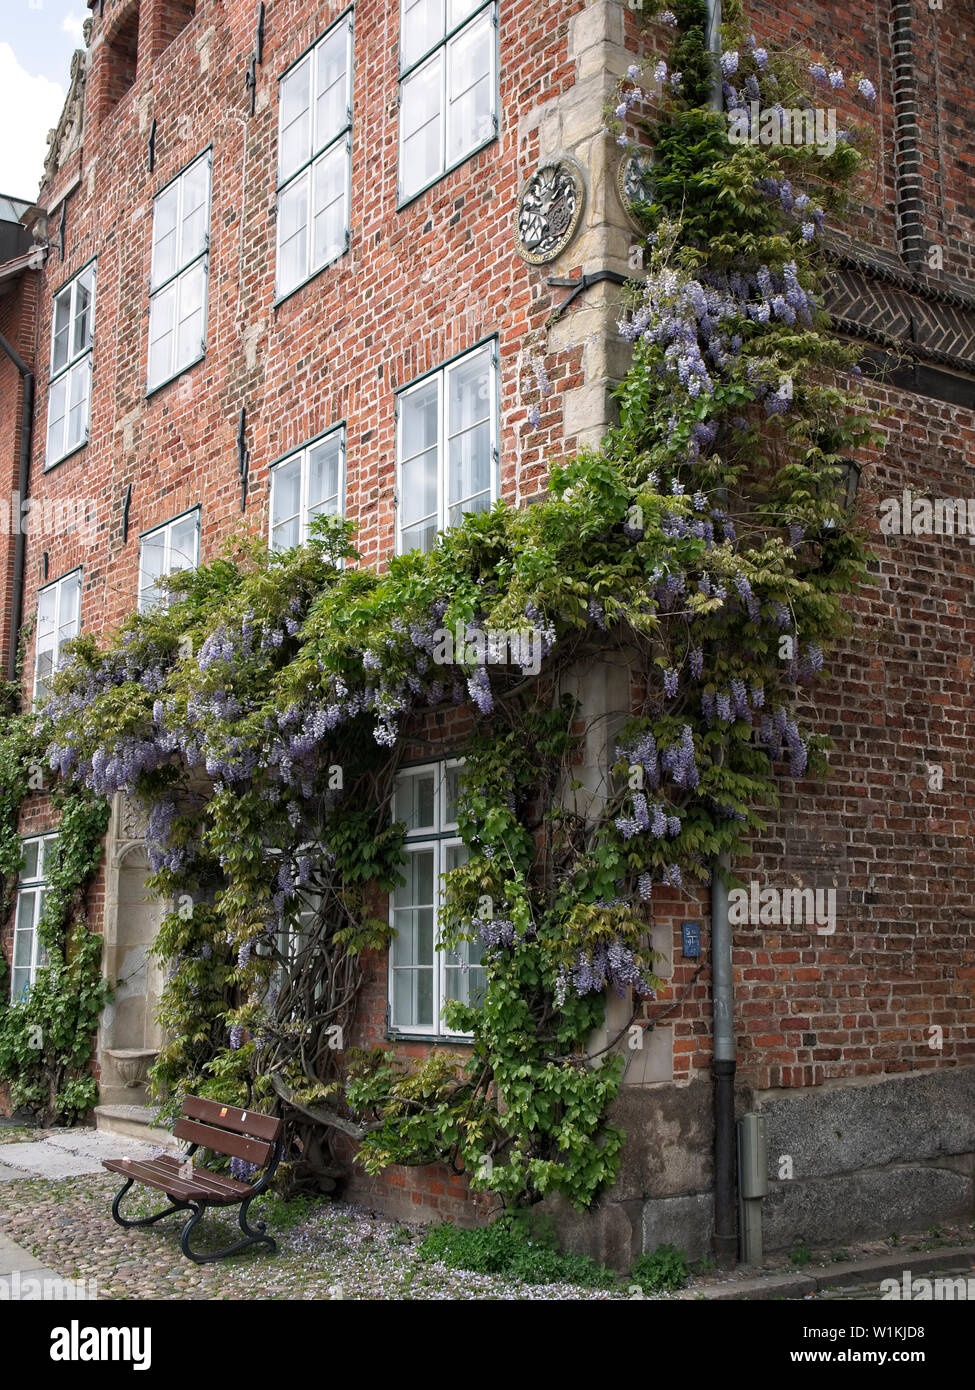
[857,77,877,101]
[568,939,656,1000]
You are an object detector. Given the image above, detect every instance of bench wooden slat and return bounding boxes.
[173,1117,273,1166]
[181,1096,282,1143]
[150,1154,254,1201]
[102,1156,255,1205]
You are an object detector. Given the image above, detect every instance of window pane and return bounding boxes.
[402,0,443,70]
[13,936,34,975]
[20,841,39,880]
[57,575,81,657]
[444,765,462,824]
[139,530,166,586]
[140,532,167,606]
[448,351,492,518]
[14,891,37,946]
[400,379,440,550]
[148,282,176,387]
[38,837,55,878]
[449,349,491,435]
[169,514,199,574]
[52,290,71,371]
[175,263,206,371]
[271,457,302,531]
[402,379,439,459]
[444,840,467,874]
[180,158,210,266]
[279,57,312,182]
[447,0,482,29]
[46,375,67,462]
[307,437,341,518]
[152,184,180,287]
[271,517,300,550]
[447,12,493,164]
[311,145,347,271]
[392,902,434,962]
[400,57,442,199]
[392,846,436,1028]
[400,444,439,549]
[66,359,91,451]
[73,269,94,355]
[395,772,436,832]
[393,964,434,1029]
[314,27,349,148]
[277,175,309,297]
[36,585,57,648]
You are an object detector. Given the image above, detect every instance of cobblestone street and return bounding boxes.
[1,1128,972,1302]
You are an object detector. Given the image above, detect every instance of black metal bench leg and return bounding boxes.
[178,1197,277,1264]
[111,1178,191,1228]
[239,1195,276,1252]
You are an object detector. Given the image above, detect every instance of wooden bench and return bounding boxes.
[103,1096,284,1264]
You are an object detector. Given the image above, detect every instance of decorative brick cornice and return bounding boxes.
[824,264,975,373]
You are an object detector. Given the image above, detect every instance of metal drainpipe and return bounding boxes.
[703,0,738,1271]
[711,854,737,1264]
[0,329,34,685]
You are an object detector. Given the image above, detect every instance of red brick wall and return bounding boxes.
[3,0,973,1221]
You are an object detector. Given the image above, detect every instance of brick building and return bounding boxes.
[1,0,973,1266]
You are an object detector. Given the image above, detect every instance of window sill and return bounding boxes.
[396,134,498,213]
[273,244,350,309]
[145,352,206,400]
[43,439,88,473]
[386,1031,475,1045]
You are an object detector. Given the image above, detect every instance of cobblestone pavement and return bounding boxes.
[0,1130,972,1301]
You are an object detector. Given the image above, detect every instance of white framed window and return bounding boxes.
[396,342,498,554]
[276,13,353,299]
[138,508,200,611]
[148,150,211,391]
[389,759,485,1035]
[398,0,497,203]
[10,834,57,1002]
[46,263,95,466]
[269,427,345,550]
[34,569,81,701]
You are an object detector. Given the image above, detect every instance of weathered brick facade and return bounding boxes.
[1,0,973,1260]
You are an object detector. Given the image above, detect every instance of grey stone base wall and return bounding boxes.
[543,1066,975,1270]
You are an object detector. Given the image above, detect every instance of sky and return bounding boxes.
[1,2,90,201]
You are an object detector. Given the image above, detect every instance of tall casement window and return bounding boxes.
[269,427,345,550]
[10,833,58,1002]
[276,12,354,299]
[34,569,81,701]
[138,508,200,611]
[147,150,211,391]
[389,760,486,1035]
[46,262,95,467]
[398,0,497,203]
[396,341,498,554]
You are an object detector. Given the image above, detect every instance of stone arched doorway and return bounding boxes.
[95,799,167,1115]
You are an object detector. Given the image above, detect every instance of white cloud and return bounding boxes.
[61,13,87,43]
[0,43,65,200]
